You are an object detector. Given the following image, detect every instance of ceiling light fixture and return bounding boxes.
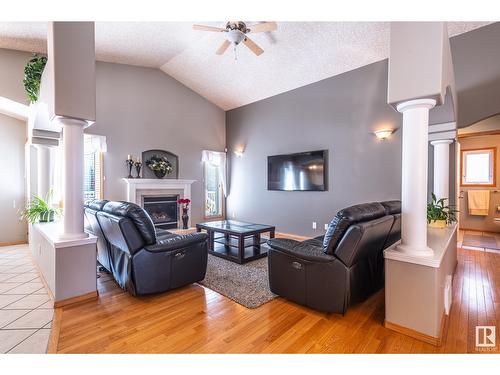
[192,21,277,59]
[374,129,393,140]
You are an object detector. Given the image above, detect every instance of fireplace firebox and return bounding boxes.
[143,195,179,230]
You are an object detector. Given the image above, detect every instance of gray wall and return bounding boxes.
[226,60,402,237]
[0,113,27,243]
[458,113,500,135]
[451,22,500,128]
[88,62,225,225]
[0,48,30,104]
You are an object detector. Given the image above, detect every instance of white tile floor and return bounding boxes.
[0,244,53,354]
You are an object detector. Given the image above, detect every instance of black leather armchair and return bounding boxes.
[267,201,401,314]
[84,200,208,296]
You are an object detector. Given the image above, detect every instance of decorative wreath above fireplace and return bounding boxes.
[141,149,179,179]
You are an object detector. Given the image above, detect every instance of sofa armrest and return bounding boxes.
[267,238,335,263]
[145,232,208,253]
[267,238,301,251]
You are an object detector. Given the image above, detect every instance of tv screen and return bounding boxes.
[268,150,327,191]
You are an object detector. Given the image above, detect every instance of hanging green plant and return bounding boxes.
[23,54,47,103]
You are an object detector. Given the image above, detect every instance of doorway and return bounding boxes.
[457,114,500,251]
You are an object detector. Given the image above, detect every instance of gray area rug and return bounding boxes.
[199,255,277,309]
[463,234,500,250]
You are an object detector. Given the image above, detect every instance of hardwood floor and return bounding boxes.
[55,248,500,353]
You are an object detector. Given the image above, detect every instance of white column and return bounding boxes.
[396,99,436,257]
[36,145,54,199]
[431,140,453,201]
[58,117,88,240]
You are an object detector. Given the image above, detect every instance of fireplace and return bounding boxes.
[122,178,195,228]
[143,195,179,230]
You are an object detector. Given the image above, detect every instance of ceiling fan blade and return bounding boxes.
[192,24,227,32]
[243,36,264,56]
[216,40,231,55]
[248,22,277,33]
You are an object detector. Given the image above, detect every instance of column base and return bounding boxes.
[59,232,89,241]
[396,244,434,257]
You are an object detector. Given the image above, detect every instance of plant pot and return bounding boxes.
[39,211,55,223]
[181,209,189,230]
[154,170,166,179]
[428,219,447,229]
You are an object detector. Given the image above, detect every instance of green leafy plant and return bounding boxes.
[20,192,60,224]
[23,54,48,103]
[427,193,458,224]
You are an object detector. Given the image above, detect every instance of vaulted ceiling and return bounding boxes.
[0,22,492,110]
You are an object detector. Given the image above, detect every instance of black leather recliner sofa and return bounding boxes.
[267,201,401,314]
[84,200,208,296]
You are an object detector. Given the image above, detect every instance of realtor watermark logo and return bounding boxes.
[476,326,496,351]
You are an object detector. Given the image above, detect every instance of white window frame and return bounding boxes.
[461,147,496,187]
[83,134,106,202]
[203,161,224,219]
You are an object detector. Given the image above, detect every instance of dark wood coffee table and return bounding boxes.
[196,220,275,264]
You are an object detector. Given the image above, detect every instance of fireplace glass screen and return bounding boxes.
[143,195,179,230]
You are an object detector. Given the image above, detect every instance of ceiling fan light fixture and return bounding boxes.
[227,29,245,45]
[194,21,276,57]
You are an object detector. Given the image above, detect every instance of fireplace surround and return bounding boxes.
[122,178,196,228]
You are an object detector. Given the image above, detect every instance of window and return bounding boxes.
[83,134,105,203]
[204,162,223,217]
[202,150,227,218]
[461,148,496,187]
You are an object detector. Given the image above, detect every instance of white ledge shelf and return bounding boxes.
[33,222,97,249]
[122,178,196,186]
[384,222,457,268]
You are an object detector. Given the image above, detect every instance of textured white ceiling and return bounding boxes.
[0,22,492,110]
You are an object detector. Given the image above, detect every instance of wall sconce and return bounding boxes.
[234,150,244,158]
[374,129,394,140]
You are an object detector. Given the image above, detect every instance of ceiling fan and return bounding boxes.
[192,21,277,58]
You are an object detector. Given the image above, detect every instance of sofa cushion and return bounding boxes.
[380,200,401,215]
[323,202,386,255]
[85,199,109,211]
[155,228,173,237]
[102,201,157,245]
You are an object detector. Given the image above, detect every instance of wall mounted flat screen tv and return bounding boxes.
[268,150,327,191]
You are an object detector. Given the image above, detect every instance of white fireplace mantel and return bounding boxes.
[122,178,196,205]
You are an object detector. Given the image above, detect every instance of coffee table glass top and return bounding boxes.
[196,220,274,233]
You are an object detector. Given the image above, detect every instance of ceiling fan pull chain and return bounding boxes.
[234,44,238,61]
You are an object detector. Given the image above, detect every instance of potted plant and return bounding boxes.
[146,155,173,179]
[20,192,60,224]
[23,54,48,103]
[427,193,457,229]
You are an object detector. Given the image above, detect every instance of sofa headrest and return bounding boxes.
[323,202,387,255]
[380,200,401,215]
[102,201,157,245]
[85,199,109,211]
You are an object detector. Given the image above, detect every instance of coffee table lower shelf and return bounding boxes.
[209,242,270,264]
[196,220,275,264]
